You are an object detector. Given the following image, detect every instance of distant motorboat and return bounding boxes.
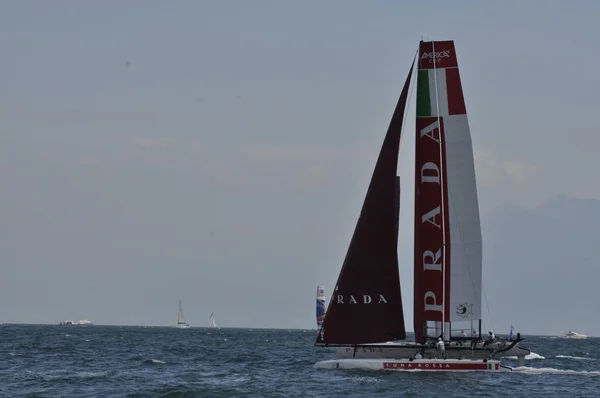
[560,330,588,339]
[58,319,93,326]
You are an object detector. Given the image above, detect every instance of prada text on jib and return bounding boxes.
[336,294,388,304]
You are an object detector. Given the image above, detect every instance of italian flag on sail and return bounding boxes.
[416,68,466,117]
[416,40,467,118]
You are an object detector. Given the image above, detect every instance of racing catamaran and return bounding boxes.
[314,40,530,372]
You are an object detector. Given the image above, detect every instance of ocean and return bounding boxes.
[1,325,599,397]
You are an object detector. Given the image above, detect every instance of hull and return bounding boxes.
[58,320,93,326]
[315,358,510,372]
[560,332,587,339]
[174,324,190,329]
[336,340,531,360]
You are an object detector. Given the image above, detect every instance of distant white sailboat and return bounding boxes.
[208,312,217,328]
[174,300,190,329]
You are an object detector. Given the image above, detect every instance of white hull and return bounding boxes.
[336,340,530,361]
[315,358,510,372]
[174,323,190,329]
[58,320,93,326]
[560,331,587,339]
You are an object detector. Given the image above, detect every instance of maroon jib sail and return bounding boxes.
[315,59,415,345]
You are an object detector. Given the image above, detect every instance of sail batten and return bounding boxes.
[315,58,416,346]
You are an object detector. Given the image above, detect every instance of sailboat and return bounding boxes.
[314,40,530,372]
[174,300,190,329]
[208,312,218,328]
[316,285,327,328]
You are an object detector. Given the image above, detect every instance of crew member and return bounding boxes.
[436,337,445,359]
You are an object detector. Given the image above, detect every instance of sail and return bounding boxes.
[209,313,217,328]
[177,300,187,325]
[316,285,326,327]
[413,40,482,343]
[315,59,415,345]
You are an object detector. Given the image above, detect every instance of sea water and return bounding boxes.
[1,325,599,397]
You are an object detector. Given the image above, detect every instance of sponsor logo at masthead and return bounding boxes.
[420,50,451,63]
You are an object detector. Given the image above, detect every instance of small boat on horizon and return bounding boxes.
[173,300,190,329]
[560,330,588,339]
[58,319,93,326]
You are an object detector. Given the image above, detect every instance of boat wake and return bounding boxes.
[555,355,596,361]
[512,366,600,376]
[506,352,545,360]
[143,359,166,365]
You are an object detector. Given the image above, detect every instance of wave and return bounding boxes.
[143,358,166,364]
[506,351,545,360]
[513,366,600,376]
[556,355,596,361]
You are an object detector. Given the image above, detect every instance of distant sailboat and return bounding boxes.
[208,312,217,328]
[316,286,327,328]
[174,300,190,329]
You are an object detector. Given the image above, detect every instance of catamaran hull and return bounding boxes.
[315,358,510,372]
[336,342,530,360]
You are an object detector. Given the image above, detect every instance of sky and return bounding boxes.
[1,1,599,333]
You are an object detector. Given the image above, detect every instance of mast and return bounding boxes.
[413,40,482,343]
[315,57,416,346]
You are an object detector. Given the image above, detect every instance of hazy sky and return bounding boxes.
[2,1,599,333]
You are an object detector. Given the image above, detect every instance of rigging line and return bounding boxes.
[431,41,447,338]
